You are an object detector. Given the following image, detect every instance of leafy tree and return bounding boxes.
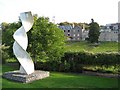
[88,19,100,43]
[77,23,89,30]
[2,22,21,58]
[1,22,9,31]
[58,22,89,30]
[58,22,73,26]
[28,16,66,63]
[1,15,66,64]
[0,44,10,64]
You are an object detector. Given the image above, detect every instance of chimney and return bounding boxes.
[82,24,85,30]
[72,23,74,28]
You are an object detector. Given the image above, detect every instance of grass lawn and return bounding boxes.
[65,41,118,53]
[0,64,2,90]
[1,65,118,88]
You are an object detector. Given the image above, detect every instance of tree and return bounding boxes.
[28,16,66,63]
[88,19,100,43]
[1,22,9,31]
[58,21,72,26]
[0,44,10,64]
[2,22,21,58]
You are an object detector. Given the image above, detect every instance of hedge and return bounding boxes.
[35,52,120,73]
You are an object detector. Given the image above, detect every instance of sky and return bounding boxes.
[0,0,120,25]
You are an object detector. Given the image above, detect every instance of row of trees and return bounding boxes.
[58,22,89,30]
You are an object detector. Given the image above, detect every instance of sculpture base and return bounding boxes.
[2,70,50,83]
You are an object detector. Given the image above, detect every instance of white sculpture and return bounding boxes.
[13,11,34,75]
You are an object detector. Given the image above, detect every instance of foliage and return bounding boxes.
[35,52,119,74]
[58,21,73,26]
[0,45,10,64]
[28,16,66,62]
[58,22,89,30]
[2,22,21,58]
[1,16,66,63]
[88,19,100,43]
[1,22,9,31]
[63,52,120,66]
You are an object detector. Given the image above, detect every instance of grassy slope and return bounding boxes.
[6,41,118,63]
[65,41,118,53]
[2,65,118,88]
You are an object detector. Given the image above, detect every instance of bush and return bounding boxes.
[35,52,119,73]
[7,51,118,73]
[0,45,10,64]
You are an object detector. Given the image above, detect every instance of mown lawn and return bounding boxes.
[0,64,2,90]
[1,65,118,88]
[65,41,118,53]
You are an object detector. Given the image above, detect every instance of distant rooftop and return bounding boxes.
[58,25,82,30]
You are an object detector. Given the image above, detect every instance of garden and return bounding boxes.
[1,16,119,89]
[1,42,119,89]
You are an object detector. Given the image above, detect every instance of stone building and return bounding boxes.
[59,23,120,42]
[82,30,89,40]
[99,23,120,42]
[99,29,118,42]
[59,25,82,41]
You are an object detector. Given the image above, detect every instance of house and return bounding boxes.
[99,29,118,42]
[82,30,89,40]
[59,23,120,42]
[99,23,120,42]
[59,25,82,41]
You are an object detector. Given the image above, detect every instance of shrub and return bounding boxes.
[35,52,119,73]
[0,45,10,64]
[6,51,118,73]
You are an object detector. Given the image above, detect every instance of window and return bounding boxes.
[64,30,65,32]
[77,34,79,36]
[73,34,76,37]
[78,30,79,32]
[68,34,70,36]
[68,30,70,32]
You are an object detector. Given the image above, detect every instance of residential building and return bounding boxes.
[99,23,120,42]
[59,23,120,42]
[82,30,89,40]
[59,25,82,41]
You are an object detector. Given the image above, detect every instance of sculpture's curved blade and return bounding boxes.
[13,11,34,75]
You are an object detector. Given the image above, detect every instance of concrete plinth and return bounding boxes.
[2,70,50,83]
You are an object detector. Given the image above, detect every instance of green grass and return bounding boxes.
[2,65,118,88]
[0,64,2,90]
[65,41,118,53]
[83,65,119,74]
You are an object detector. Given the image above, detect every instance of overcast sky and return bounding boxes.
[0,0,119,25]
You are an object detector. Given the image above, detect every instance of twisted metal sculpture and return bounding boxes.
[13,11,34,75]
